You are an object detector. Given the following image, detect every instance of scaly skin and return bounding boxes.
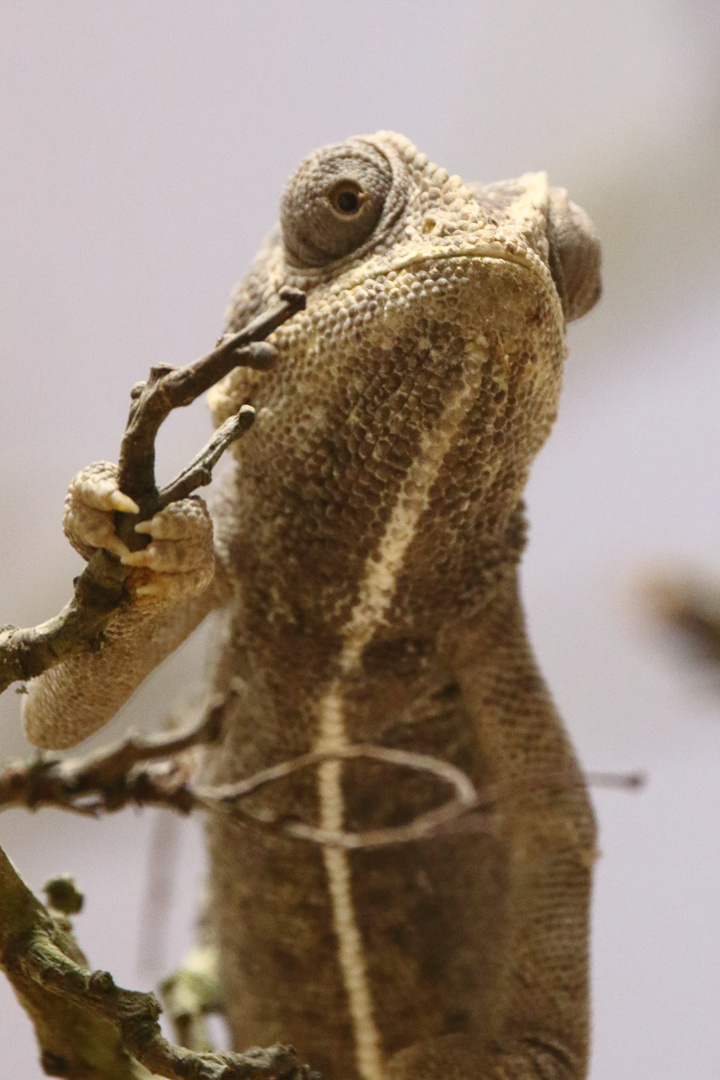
[25,133,601,1080]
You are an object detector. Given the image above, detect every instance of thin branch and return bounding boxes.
[116,287,305,510]
[0,288,306,696]
[195,743,483,849]
[156,407,256,510]
[0,699,645,848]
[0,698,226,816]
[585,770,645,790]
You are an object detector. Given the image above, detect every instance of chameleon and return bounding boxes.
[23,132,602,1080]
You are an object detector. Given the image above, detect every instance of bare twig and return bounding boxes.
[195,743,483,849]
[0,731,482,843]
[0,288,306,696]
[116,287,305,512]
[0,697,645,848]
[585,770,645,790]
[157,406,256,510]
[0,698,226,816]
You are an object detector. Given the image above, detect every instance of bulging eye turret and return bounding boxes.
[281,141,393,268]
[546,189,602,322]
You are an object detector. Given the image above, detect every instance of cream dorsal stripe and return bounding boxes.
[315,354,486,1080]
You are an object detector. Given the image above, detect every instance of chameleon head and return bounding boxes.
[210,133,601,623]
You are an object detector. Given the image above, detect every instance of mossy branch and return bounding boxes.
[0,842,315,1080]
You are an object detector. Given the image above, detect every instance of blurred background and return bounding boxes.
[1,1,719,1075]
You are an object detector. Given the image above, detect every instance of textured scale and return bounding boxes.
[24,133,602,1080]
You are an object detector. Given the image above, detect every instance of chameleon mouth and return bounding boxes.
[341,243,557,305]
[384,243,537,274]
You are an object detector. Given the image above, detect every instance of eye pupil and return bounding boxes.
[337,189,360,213]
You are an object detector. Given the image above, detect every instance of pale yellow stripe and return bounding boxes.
[317,682,386,1080]
[339,356,485,671]
[315,355,485,1080]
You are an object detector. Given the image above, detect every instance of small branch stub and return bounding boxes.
[44,875,84,916]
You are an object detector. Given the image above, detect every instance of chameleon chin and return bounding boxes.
[25,133,602,1080]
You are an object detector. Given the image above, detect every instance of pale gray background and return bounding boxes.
[1,1,720,1076]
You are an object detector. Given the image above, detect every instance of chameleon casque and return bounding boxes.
[24,133,602,1080]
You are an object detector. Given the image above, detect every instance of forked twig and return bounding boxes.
[0,287,306,695]
[196,743,482,849]
[116,288,305,510]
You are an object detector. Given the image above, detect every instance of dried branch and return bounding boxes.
[195,743,483,849]
[0,840,315,1080]
[0,698,644,847]
[0,729,482,845]
[0,698,226,816]
[116,288,305,511]
[0,287,306,696]
[157,407,256,510]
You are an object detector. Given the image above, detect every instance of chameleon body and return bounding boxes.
[25,133,601,1080]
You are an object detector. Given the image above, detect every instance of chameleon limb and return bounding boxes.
[0,289,305,697]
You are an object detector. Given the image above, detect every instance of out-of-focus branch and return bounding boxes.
[585,770,645,790]
[160,946,222,1054]
[0,287,306,697]
[642,573,720,666]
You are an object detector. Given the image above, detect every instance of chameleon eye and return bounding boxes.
[329,181,365,216]
[281,142,393,267]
